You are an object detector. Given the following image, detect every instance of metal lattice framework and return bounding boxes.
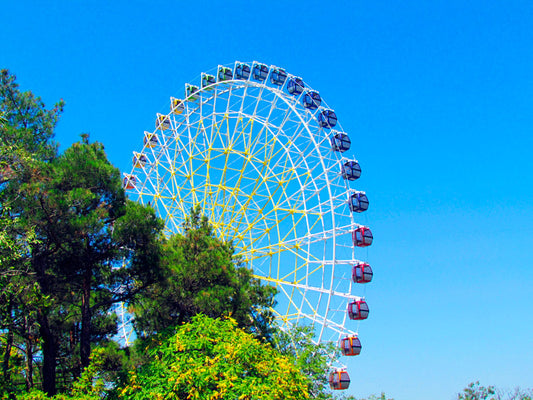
[122,61,371,349]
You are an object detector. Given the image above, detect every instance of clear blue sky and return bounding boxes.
[2,1,532,399]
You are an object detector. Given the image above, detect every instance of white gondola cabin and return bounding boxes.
[170,97,184,115]
[352,262,373,284]
[252,62,269,82]
[341,159,361,181]
[156,114,170,131]
[352,226,373,247]
[348,299,369,320]
[185,84,199,101]
[235,62,250,80]
[302,90,321,110]
[318,109,337,129]
[328,370,350,390]
[349,191,369,213]
[133,152,147,169]
[287,76,304,95]
[143,131,158,148]
[340,336,362,356]
[123,175,136,190]
[202,73,216,89]
[270,67,287,86]
[330,132,351,152]
[218,66,233,82]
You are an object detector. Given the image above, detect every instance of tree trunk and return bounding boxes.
[39,311,57,396]
[2,320,13,383]
[80,267,92,369]
[24,316,34,390]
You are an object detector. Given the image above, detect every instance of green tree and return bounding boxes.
[0,69,63,395]
[133,205,276,341]
[13,138,164,395]
[119,314,310,400]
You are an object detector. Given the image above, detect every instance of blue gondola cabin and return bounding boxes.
[202,73,216,89]
[349,191,369,213]
[302,90,321,110]
[156,114,170,131]
[331,132,351,152]
[352,226,373,247]
[318,109,338,129]
[352,263,373,284]
[144,132,158,148]
[340,336,362,356]
[123,175,136,190]
[234,62,250,80]
[185,84,199,101]
[328,370,350,390]
[133,152,147,169]
[270,67,287,86]
[252,62,269,82]
[341,159,361,180]
[170,97,184,115]
[348,299,369,320]
[218,66,233,82]
[287,76,304,95]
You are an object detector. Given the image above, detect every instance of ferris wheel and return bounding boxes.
[123,61,373,389]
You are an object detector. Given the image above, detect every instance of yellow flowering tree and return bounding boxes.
[119,314,310,400]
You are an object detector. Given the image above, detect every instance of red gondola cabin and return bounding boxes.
[352,226,373,247]
[123,175,136,190]
[340,336,362,356]
[352,263,373,284]
[348,299,369,320]
[328,370,350,390]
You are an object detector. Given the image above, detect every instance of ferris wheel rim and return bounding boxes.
[124,61,371,349]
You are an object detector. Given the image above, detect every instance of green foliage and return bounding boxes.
[0,69,63,161]
[274,325,338,398]
[119,314,310,400]
[133,205,276,341]
[458,382,533,400]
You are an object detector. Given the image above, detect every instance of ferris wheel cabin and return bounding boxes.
[123,174,136,190]
[287,76,305,95]
[185,84,199,101]
[156,113,170,131]
[330,132,351,152]
[218,66,233,82]
[353,262,373,284]
[202,73,216,89]
[234,62,251,80]
[133,152,147,169]
[302,90,321,110]
[328,370,350,390]
[170,97,184,115]
[348,299,369,320]
[318,109,338,129]
[340,336,362,356]
[341,159,361,180]
[349,191,369,213]
[270,67,288,86]
[143,131,158,148]
[252,62,269,82]
[352,226,373,247]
